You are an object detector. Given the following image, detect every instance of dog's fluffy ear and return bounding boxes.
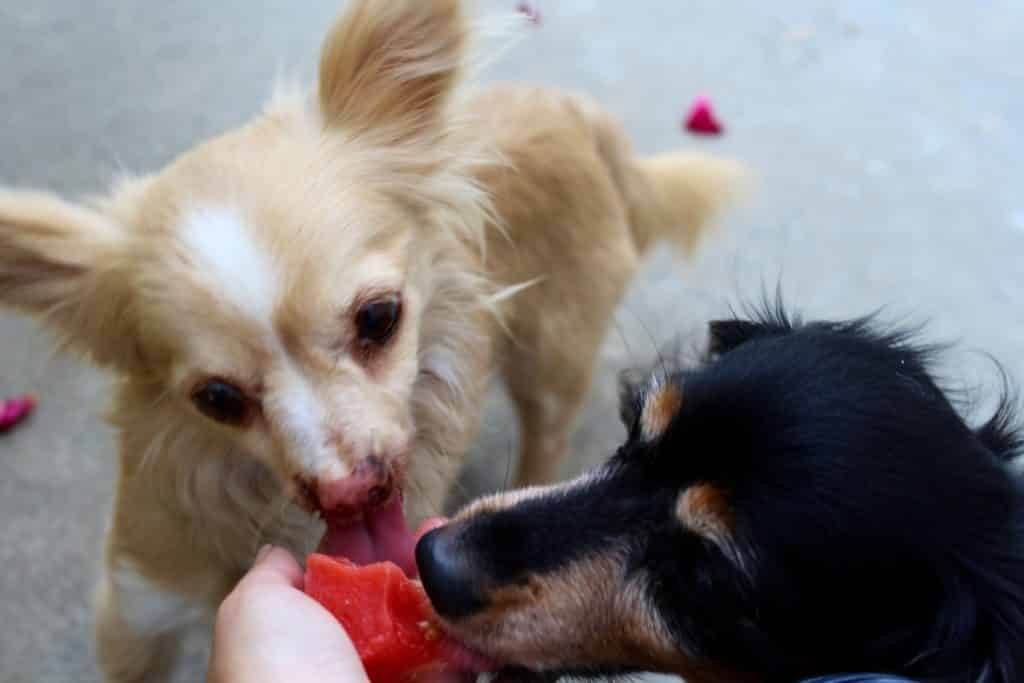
[317,0,468,141]
[707,319,764,356]
[0,190,135,369]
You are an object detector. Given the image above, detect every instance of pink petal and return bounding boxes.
[684,95,724,136]
[0,394,36,433]
[516,2,542,26]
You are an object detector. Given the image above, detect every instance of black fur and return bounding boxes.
[427,305,1024,682]
[650,307,1024,681]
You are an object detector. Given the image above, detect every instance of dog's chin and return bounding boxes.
[435,619,643,683]
[489,664,627,683]
[432,625,583,683]
[489,666,565,683]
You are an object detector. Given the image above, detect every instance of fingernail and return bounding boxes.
[255,544,273,563]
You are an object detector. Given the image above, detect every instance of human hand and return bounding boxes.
[207,545,369,683]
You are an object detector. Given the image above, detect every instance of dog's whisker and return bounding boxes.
[627,303,674,382]
[501,439,514,494]
[146,387,173,411]
[139,428,170,473]
[610,315,639,372]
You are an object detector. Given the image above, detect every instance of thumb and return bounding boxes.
[242,545,304,590]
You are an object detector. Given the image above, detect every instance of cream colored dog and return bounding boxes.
[0,1,743,680]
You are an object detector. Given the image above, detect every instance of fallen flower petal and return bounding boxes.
[684,95,724,135]
[0,394,36,433]
[516,2,541,26]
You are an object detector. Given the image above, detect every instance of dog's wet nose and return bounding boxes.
[416,526,487,619]
[316,456,395,511]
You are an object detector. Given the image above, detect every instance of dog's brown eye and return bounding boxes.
[356,297,402,345]
[191,380,252,426]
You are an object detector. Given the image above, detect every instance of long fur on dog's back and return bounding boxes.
[466,84,746,272]
[456,86,745,494]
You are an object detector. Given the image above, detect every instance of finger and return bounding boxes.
[241,546,304,590]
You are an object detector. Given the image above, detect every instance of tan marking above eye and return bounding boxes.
[640,381,683,440]
[676,483,734,551]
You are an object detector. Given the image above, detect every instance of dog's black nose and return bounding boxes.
[416,526,487,619]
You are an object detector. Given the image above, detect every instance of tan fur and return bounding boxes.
[465,552,651,669]
[0,2,743,680]
[640,380,684,440]
[318,0,467,141]
[469,86,742,484]
[677,484,748,573]
[445,550,757,682]
[677,483,735,552]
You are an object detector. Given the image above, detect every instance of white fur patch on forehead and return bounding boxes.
[178,205,279,325]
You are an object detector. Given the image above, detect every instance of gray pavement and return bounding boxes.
[1,1,1023,681]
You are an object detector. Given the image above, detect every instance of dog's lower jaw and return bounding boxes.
[489,659,755,683]
[490,667,565,683]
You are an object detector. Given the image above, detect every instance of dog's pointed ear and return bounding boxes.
[0,190,134,368]
[707,319,764,355]
[318,0,468,141]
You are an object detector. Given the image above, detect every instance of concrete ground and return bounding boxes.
[1,1,1022,681]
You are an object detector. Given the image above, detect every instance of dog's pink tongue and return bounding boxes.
[317,495,428,576]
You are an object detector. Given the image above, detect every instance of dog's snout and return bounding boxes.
[416,527,487,620]
[316,455,396,511]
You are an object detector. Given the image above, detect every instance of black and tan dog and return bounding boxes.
[418,305,1024,683]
